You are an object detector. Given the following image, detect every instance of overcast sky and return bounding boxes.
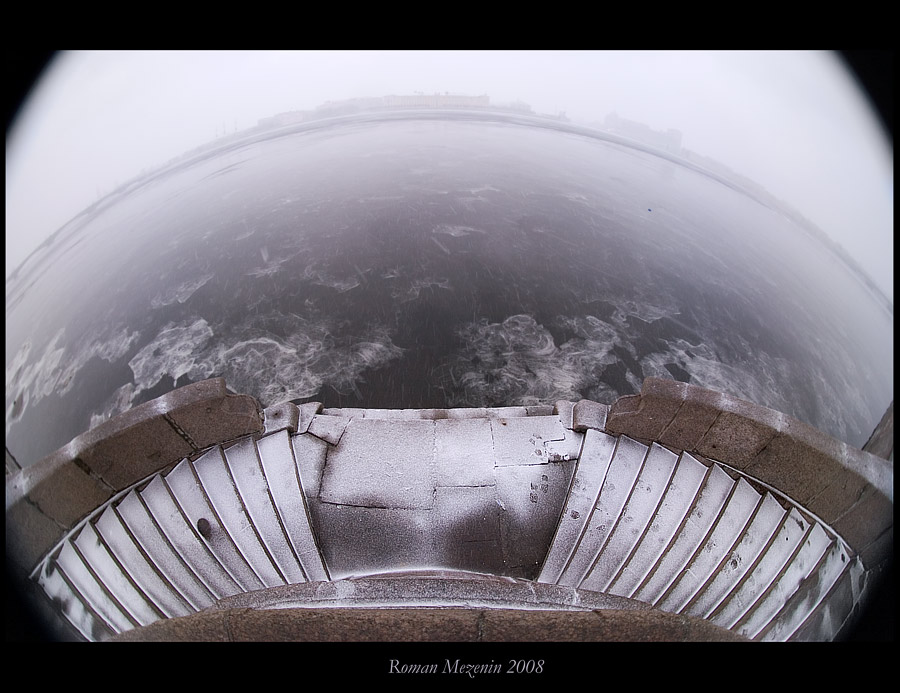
[5,50,893,300]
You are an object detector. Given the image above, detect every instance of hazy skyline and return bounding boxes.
[5,50,893,300]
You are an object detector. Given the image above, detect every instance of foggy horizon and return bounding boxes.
[5,50,894,301]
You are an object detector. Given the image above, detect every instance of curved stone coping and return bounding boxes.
[112,605,749,642]
[5,378,264,574]
[604,378,893,569]
[111,571,747,642]
[213,570,646,612]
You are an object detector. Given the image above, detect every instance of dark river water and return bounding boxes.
[5,113,893,466]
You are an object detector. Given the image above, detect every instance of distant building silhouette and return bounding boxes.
[258,94,492,129]
[603,111,683,155]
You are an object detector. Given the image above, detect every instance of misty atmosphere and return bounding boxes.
[5,51,894,469]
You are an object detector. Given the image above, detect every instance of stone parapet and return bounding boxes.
[110,571,746,642]
[111,604,748,642]
[604,377,893,569]
[5,378,263,576]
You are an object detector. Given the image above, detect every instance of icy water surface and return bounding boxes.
[6,114,893,465]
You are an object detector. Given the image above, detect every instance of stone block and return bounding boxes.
[167,388,262,449]
[228,607,480,642]
[605,378,685,441]
[830,485,893,556]
[861,400,892,461]
[435,418,495,486]
[358,408,399,419]
[480,608,747,642]
[490,416,567,467]
[8,447,113,528]
[432,486,504,574]
[804,445,875,524]
[840,445,893,501]
[695,393,785,468]
[78,415,193,490]
[525,405,555,417]
[307,415,351,446]
[5,497,66,574]
[743,417,845,505]
[413,409,449,420]
[318,419,436,509]
[572,399,609,432]
[262,402,299,434]
[36,378,266,491]
[310,504,434,578]
[6,448,21,477]
[296,402,323,434]
[857,526,892,571]
[554,400,575,429]
[446,407,489,419]
[658,385,723,452]
[321,407,365,418]
[495,459,576,579]
[291,433,329,499]
[487,406,529,418]
[113,608,232,642]
[543,428,584,462]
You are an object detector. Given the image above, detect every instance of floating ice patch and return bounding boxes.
[234,225,255,241]
[392,277,452,303]
[431,237,451,255]
[432,224,484,237]
[448,315,585,407]
[611,298,680,325]
[125,314,403,407]
[640,335,798,416]
[451,196,486,212]
[73,326,140,376]
[6,339,37,395]
[300,264,361,293]
[468,185,500,194]
[246,264,282,279]
[638,333,867,443]
[246,249,304,279]
[150,273,214,308]
[128,319,215,394]
[89,382,137,430]
[358,195,405,202]
[555,314,635,360]
[6,326,140,433]
[446,313,640,408]
[205,320,404,405]
[5,330,66,405]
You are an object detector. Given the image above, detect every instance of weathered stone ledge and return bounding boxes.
[6,378,263,574]
[110,571,746,642]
